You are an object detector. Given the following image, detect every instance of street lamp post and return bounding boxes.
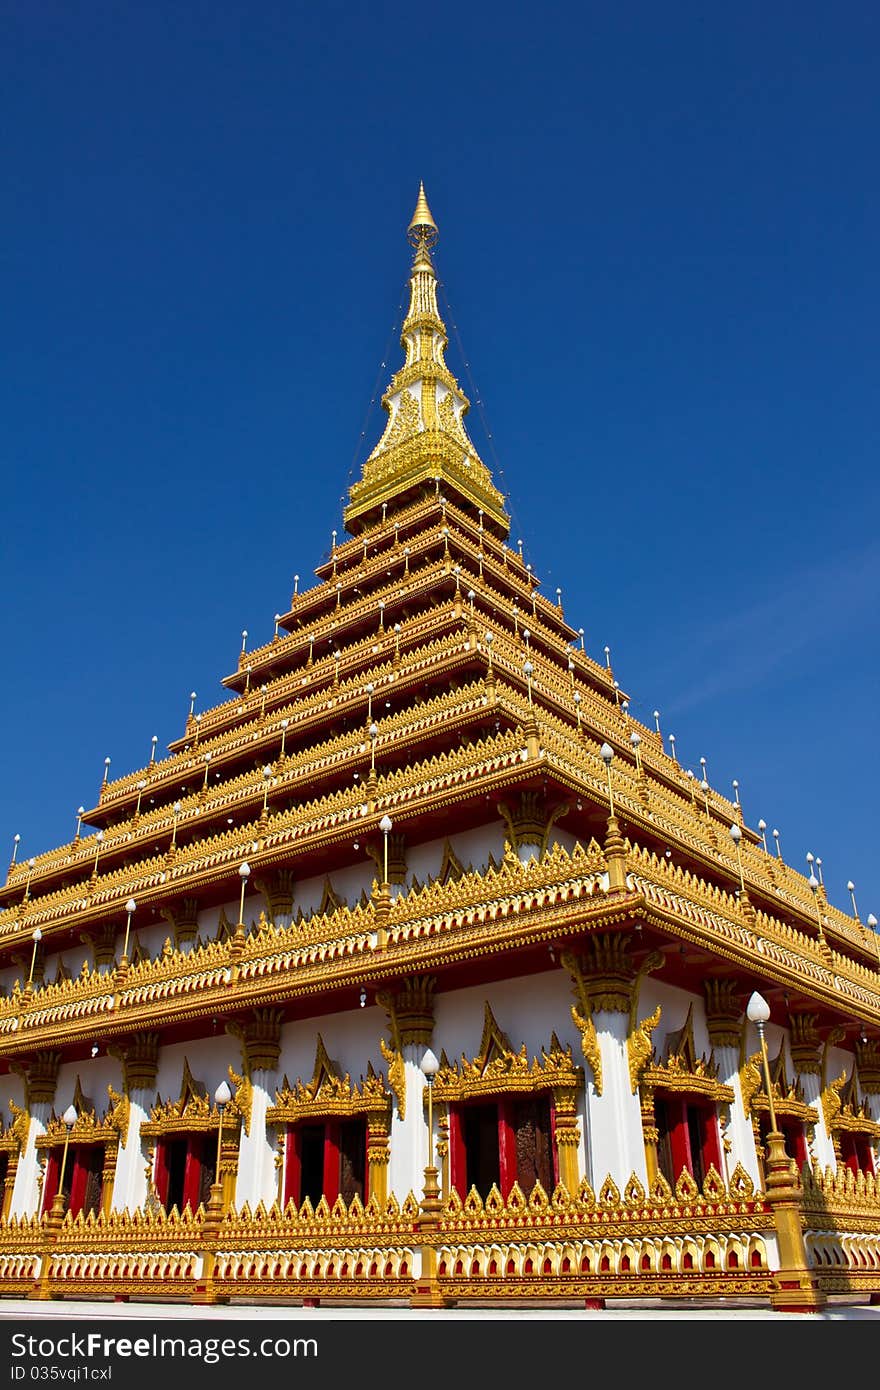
[746,991,778,1132]
[27,927,42,989]
[630,730,642,774]
[600,743,615,817]
[121,898,137,964]
[420,1048,440,1171]
[744,989,826,1312]
[237,862,250,927]
[214,1080,231,1184]
[52,1105,79,1216]
[379,814,393,887]
[729,823,745,895]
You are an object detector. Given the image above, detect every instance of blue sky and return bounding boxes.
[3,2,879,929]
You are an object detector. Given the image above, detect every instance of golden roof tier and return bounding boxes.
[344,184,510,539]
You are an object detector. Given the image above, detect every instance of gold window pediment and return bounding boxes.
[0,1102,27,1154]
[266,1035,391,1125]
[833,1107,880,1140]
[432,1002,583,1103]
[36,1077,119,1149]
[140,1057,240,1138]
[740,1040,814,1123]
[644,1003,733,1102]
[643,1062,734,1105]
[831,1071,880,1139]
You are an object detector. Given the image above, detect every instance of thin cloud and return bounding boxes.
[657,545,880,715]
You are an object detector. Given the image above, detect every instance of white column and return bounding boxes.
[713,1044,761,1186]
[387,1044,428,1201]
[798,1072,837,1169]
[234,1075,278,1210]
[583,1012,648,1189]
[9,1104,50,1218]
[110,1092,150,1212]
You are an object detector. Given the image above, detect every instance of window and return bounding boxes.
[282,1118,367,1208]
[153,1134,215,1213]
[450,1093,555,1200]
[41,1144,105,1218]
[655,1094,722,1188]
[838,1131,875,1178]
[757,1115,808,1172]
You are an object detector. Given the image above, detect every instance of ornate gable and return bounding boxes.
[432,1002,583,1102]
[266,1036,391,1124]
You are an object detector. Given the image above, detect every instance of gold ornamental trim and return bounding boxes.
[430,1002,583,1104]
[140,1058,243,1139]
[266,1035,392,1126]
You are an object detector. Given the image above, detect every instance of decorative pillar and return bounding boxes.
[378,976,435,1201]
[366,1109,391,1205]
[497,792,569,866]
[855,1039,880,1124]
[551,1079,581,1195]
[231,1009,284,1210]
[1,1153,19,1219]
[161,898,200,953]
[108,1033,159,1212]
[818,1026,848,1169]
[253,870,296,928]
[100,1140,119,1216]
[639,1083,659,1186]
[705,980,761,1185]
[8,1054,61,1217]
[789,1013,836,1169]
[563,936,654,1190]
[82,924,117,974]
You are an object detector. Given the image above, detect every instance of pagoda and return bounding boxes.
[1,186,879,1314]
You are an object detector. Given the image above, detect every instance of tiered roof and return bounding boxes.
[1,185,878,1059]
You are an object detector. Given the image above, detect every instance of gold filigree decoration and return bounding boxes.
[431,1002,583,1103]
[437,839,466,885]
[267,1036,391,1126]
[560,950,602,1095]
[378,388,420,454]
[106,1084,130,1139]
[437,389,469,447]
[738,1037,817,1124]
[626,949,664,1094]
[228,1065,253,1138]
[376,993,407,1120]
[37,1071,107,1148]
[7,1100,30,1153]
[141,1057,240,1138]
[642,1003,734,1103]
[832,1070,880,1139]
[317,877,343,916]
[820,1026,848,1135]
[628,1005,661,1096]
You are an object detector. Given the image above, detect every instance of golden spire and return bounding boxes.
[407,181,439,247]
[344,185,509,538]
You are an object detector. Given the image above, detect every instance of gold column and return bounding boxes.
[640,1085,659,1186]
[219,1127,237,1210]
[100,1141,118,1217]
[551,1085,581,1195]
[437,1107,450,1201]
[366,1114,391,1205]
[1,1156,18,1219]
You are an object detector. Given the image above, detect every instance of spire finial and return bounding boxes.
[408,181,438,248]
